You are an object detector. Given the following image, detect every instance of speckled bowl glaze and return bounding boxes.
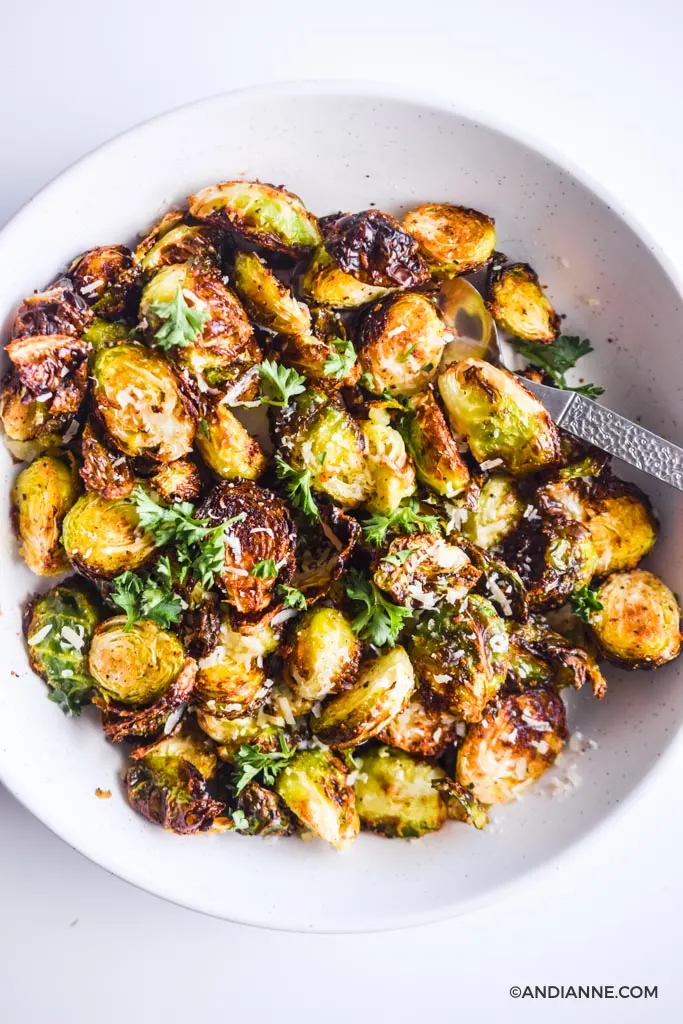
[1,82,682,932]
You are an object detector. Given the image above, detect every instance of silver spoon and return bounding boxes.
[437,277,683,491]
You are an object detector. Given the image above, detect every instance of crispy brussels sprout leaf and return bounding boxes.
[399,389,470,498]
[196,401,267,481]
[275,749,359,849]
[353,746,446,838]
[357,292,447,397]
[126,752,223,834]
[402,203,496,276]
[79,420,134,500]
[487,262,560,344]
[321,210,429,288]
[62,490,157,580]
[0,374,68,447]
[277,308,359,387]
[131,717,218,779]
[12,452,80,575]
[507,619,607,698]
[433,777,489,829]
[589,569,681,669]
[136,216,219,275]
[284,607,360,702]
[291,503,360,605]
[6,334,90,416]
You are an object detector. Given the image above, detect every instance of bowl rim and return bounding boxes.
[2,77,683,933]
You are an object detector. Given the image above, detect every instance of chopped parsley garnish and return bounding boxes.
[278,584,307,610]
[380,547,417,568]
[361,498,440,546]
[48,679,92,717]
[514,335,604,397]
[274,455,319,520]
[323,336,357,379]
[345,569,412,647]
[148,287,209,350]
[231,809,250,831]
[232,736,296,794]
[397,343,416,363]
[571,585,604,622]
[251,559,278,579]
[258,359,307,406]
[110,556,184,630]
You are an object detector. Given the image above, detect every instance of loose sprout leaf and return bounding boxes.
[232,737,296,794]
[149,287,209,350]
[258,359,307,407]
[48,679,92,717]
[361,498,440,546]
[514,335,604,397]
[571,584,604,622]
[323,337,357,379]
[232,809,250,831]
[345,569,412,647]
[252,558,278,579]
[274,454,319,520]
[278,584,307,609]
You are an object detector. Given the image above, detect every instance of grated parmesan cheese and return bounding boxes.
[28,624,53,646]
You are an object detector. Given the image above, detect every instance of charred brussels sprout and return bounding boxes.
[126,752,223,834]
[12,452,80,575]
[300,246,391,309]
[486,263,560,343]
[196,401,267,481]
[283,607,360,702]
[277,308,359,388]
[457,688,567,804]
[358,292,447,397]
[438,357,561,476]
[196,709,282,761]
[461,473,525,549]
[362,418,416,515]
[62,491,156,579]
[11,278,93,339]
[321,210,429,289]
[313,646,415,748]
[589,569,681,669]
[5,333,90,417]
[433,778,489,829]
[79,420,134,500]
[91,344,196,462]
[68,245,141,320]
[195,618,278,717]
[373,533,481,609]
[402,203,496,276]
[82,318,130,352]
[411,595,508,721]
[377,698,457,758]
[275,749,359,849]
[89,615,185,705]
[25,582,101,713]
[132,718,218,779]
[189,180,321,256]
[504,513,598,611]
[507,619,607,699]
[148,458,202,502]
[233,250,312,336]
[353,746,446,839]
[136,214,219,275]
[399,389,470,498]
[0,374,66,448]
[236,781,294,836]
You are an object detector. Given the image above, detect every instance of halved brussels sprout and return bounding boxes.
[274,389,371,509]
[507,619,607,698]
[313,646,415,748]
[196,481,296,614]
[79,420,134,500]
[411,595,509,721]
[148,458,202,502]
[196,709,282,761]
[399,389,470,498]
[486,263,560,343]
[377,697,458,758]
[196,401,267,481]
[136,215,219,275]
[195,617,278,717]
[361,419,416,515]
[461,473,525,549]
[132,718,218,779]
[126,751,223,834]
[5,334,91,416]
[299,246,391,309]
[353,746,446,839]
[357,292,447,397]
[68,245,141,320]
[457,688,567,804]
[178,586,221,660]
[96,656,197,743]
[504,513,598,610]
[588,569,681,669]
[25,582,101,712]
[82,318,130,352]
[236,781,295,836]
[233,250,312,336]
[277,308,359,388]
[11,278,93,339]
[91,343,196,462]
[89,615,185,705]
[0,374,67,447]
[291,504,360,605]
[62,490,157,579]
[402,203,496,276]
[12,452,80,575]
[373,533,481,609]
[189,180,321,256]
[321,210,429,288]
[283,607,360,702]
[275,749,359,849]
[438,357,561,476]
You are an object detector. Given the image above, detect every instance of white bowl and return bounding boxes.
[2,81,682,933]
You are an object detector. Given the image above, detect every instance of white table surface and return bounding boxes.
[1,1,681,1020]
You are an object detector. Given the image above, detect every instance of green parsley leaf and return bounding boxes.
[232,736,296,794]
[48,678,92,717]
[231,809,250,831]
[149,287,209,351]
[258,359,307,407]
[323,336,357,379]
[380,547,417,567]
[397,343,416,364]
[110,558,184,631]
[361,498,440,546]
[277,584,307,610]
[514,335,604,397]
[198,417,210,438]
[571,585,604,622]
[274,454,319,520]
[252,558,278,579]
[345,569,412,647]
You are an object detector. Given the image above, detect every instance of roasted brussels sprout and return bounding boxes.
[196,401,267,481]
[504,513,598,611]
[178,587,221,659]
[438,357,561,475]
[361,418,416,515]
[399,389,470,498]
[321,210,429,288]
[126,751,223,834]
[300,245,391,309]
[588,569,681,669]
[136,214,219,274]
[0,374,67,449]
[196,709,282,761]
[82,317,130,351]
[89,615,185,705]
[11,278,93,339]
[433,778,489,829]
[313,646,415,748]
[461,473,525,549]
[402,203,496,276]
[12,452,80,575]
[486,263,560,343]
[457,688,567,804]
[233,250,312,336]
[91,343,196,462]
[189,180,321,256]
[96,656,197,743]
[277,308,360,388]
[283,607,360,702]
[377,697,458,758]
[274,389,371,509]
[195,617,278,717]
[357,292,448,397]
[68,245,141,320]
[236,781,295,836]
[79,420,134,499]
[507,619,607,698]
[132,717,218,779]
[275,749,359,849]
[291,504,360,605]
[25,582,101,712]
[353,746,446,838]
[196,481,296,613]
[373,533,481,609]
[62,491,157,579]
[411,595,508,721]
[148,458,202,502]
[5,333,90,416]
